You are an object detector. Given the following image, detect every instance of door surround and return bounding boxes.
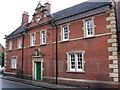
[32,58,43,81]
[31,49,45,81]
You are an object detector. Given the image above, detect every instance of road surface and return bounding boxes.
[0,74,44,90]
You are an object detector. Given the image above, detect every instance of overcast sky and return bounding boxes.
[0,0,87,47]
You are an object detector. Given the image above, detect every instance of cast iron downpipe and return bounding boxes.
[51,21,58,85]
[21,33,25,74]
[55,25,58,85]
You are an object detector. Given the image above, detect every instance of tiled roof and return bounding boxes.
[53,1,110,21]
[6,24,28,39]
[7,1,110,38]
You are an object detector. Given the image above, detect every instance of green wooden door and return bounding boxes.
[36,62,41,80]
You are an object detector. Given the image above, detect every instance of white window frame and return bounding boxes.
[30,33,35,46]
[11,57,17,69]
[9,40,12,50]
[61,25,69,41]
[85,19,93,37]
[67,51,85,72]
[41,31,46,44]
[17,37,22,49]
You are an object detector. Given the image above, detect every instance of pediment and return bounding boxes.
[31,49,45,58]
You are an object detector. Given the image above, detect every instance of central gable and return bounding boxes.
[27,2,52,29]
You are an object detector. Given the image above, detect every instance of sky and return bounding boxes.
[0,0,87,47]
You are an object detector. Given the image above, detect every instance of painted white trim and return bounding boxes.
[11,56,17,69]
[40,30,47,45]
[67,51,85,72]
[60,24,70,41]
[43,76,119,85]
[17,37,22,49]
[83,17,95,38]
[9,40,12,50]
[30,33,36,46]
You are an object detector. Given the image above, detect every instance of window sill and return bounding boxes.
[11,68,17,70]
[40,44,47,46]
[17,48,22,50]
[7,50,13,52]
[59,40,69,43]
[29,45,35,48]
[84,35,96,39]
[66,70,85,74]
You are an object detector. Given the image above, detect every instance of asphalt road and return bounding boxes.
[0,74,45,90]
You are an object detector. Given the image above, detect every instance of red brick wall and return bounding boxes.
[5,49,22,73]
[5,11,116,87]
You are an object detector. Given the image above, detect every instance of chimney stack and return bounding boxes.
[44,2,51,14]
[21,11,29,25]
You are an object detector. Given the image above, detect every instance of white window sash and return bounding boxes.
[68,52,84,72]
[18,38,22,48]
[31,34,35,46]
[62,25,69,41]
[86,20,93,37]
[76,53,83,71]
[41,31,46,44]
[9,40,12,50]
[11,58,17,69]
[69,54,75,71]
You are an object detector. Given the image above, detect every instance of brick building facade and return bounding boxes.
[5,0,120,88]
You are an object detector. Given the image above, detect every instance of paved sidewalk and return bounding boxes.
[1,75,83,89]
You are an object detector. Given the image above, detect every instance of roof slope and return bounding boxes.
[6,0,110,38]
[53,1,110,20]
[7,24,28,39]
